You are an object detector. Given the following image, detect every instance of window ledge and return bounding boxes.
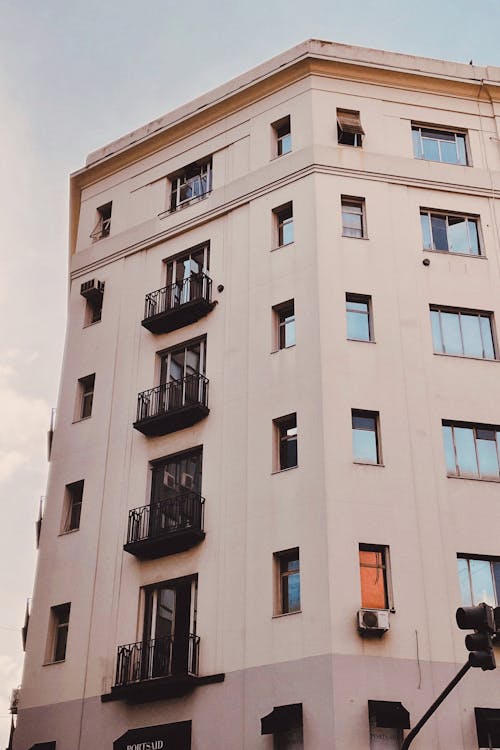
[271,242,294,252]
[271,345,296,355]
[433,352,498,363]
[353,461,385,467]
[423,248,485,259]
[273,610,302,619]
[83,320,102,329]
[72,416,92,424]
[342,234,369,240]
[447,473,500,483]
[58,529,79,537]
[272,465,299,475]
[43,659,65,666]
[347,338,376,344]
[270,152,292,161]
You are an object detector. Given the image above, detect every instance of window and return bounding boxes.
[142,577,197,678]
[151,449,202,502]
[90,202,112,241]
[273,115,292,157]
[359,545,389,609]
[342,196,366,238]
[48,603,70,662]
[274,549,300,614]
[80,279,105,325]
[274,413,298,471]
[443,421,500,480]
[457,555,500,607]
[261,704,303,750]
[430,307,495,359]
[274,202,294,247]
[412,125,468,165]
[165,243,210,307]
[420,210,481,255]
[273,300,295,350]
[337,109,364,147]
[275,726,303,750]
[346,294,372,341]
[169,157,212,211]
[368,701,410,750]
[62,480,84,533]
[352,410,381,464]
[77,374,95,420]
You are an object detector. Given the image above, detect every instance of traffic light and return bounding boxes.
[456,603,497,670]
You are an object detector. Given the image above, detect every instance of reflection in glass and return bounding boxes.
[352,412,378,463]
[346,297,371,341]
[470,559,495,607]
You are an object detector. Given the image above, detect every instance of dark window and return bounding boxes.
[352,410,380,464]
[346,294,372,341]
[78,374,95,419]
[274,203,294,247]
[342,196,365,238]
[443,421,500,480]
[63,480,84,532]
[412,125,468,165]
[273,116,292,156]
[457,555,500,607]
[169,158,212,211]
[51,603,70,662]
[275,549,300,614]
[359,545,389,609]
[151,449,202,502]
[90,202,112,241]
[275,414,298,470]
[420,210,480,255]
[337,109,364,147]
[430,307,495,359]
[274,300,295,350]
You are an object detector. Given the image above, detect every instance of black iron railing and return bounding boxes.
[144,273,212,321]
[136,373,209,422]
[127,493,205,545]
[114,634,200,686]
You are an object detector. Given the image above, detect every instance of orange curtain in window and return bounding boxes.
[359,550,387,609]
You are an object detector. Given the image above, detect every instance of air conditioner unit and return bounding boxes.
[163,470,176,489]
[357,608,390,637]
[180,472,194,490]
[80,279,105,302]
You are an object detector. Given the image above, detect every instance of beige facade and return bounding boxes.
[13,39,500,750]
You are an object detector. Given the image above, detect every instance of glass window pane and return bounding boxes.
[422,137,440,161]
[470,559,495,606]
[284,572,300,612]
[441,312,463,355]
[440,139,458,164]
[343,211,362,237]
[353,428,377,463]
[460,314,482,358]
[421,213,432,249]
[442,425,457,474]
[348,300,369,312]
[430,310,444,353]
[284,318,295,348]
[282,219,294,245]
[456,135,467,165]
[457,558,472,605]
[493,562,500,604]
[477,436,500,479]
[278,133,292,155]
[447,216,470,253]
[480,316,495,359]
[359,550,387,609]
[412,128,422,158]
[454,427,479,476]
[467,220,480,255]
[347,311,370,341]
[431,215,448,251]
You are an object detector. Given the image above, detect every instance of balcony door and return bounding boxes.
[143,578,196,678]
[166,245,209,307]
[159,339,206,410]
[149,450,202,535]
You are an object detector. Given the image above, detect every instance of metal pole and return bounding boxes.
[401,661,471,750]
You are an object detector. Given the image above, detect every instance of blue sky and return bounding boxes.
[0,0,499,743]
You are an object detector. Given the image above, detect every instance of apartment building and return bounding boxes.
[13,39,500,750]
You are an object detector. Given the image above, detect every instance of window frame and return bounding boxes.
[272,115,292,158]
[337,108,364,147]
[346,294,373,342]
[169,157,212,212]
[420,208,482,256]
[359,544,392,611]
[457,554,500,608]
[46,603,71,664]
[76,374,95,421]
[61,480,84,533]
[273,413,298,472]
[412,124,469,166]
[273,300,296,351]
[352,409,382,465]
[274,548,301,616]
[90,202,112,242]
[442,420,500,481]
[430,305,496,360]
[273,202,294,248]
[341,196,366,239]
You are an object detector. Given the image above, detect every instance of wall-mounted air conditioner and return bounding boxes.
[357,608,390,637]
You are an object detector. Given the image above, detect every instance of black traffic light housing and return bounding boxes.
[456,603,497,671]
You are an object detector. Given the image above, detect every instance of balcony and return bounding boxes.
[142,273,215,335]
[133,373,209,437]
[103,635,224,703]
[124,493,205,559]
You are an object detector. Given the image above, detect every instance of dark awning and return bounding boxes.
[475,707,500,748]
[114,721,191,750]
[261,703,303,735]
[368,700,410,730]
[337,109,365,135]
[29,744,56,750]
